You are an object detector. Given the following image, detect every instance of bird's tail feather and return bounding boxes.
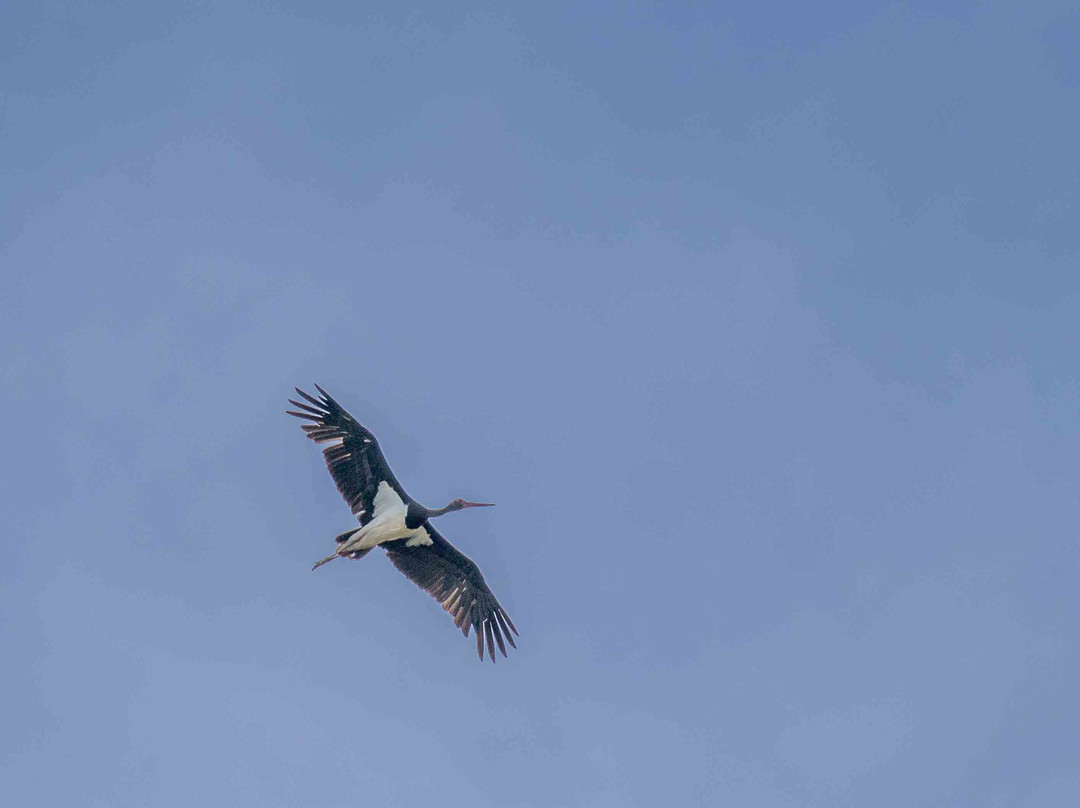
[335,527,374,560]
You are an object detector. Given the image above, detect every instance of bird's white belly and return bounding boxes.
[339,481,430,552]
[351,509,410,548]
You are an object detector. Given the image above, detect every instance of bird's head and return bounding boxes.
[448,498,495,512]
[429,498,495,518]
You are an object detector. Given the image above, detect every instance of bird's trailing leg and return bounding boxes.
[311,545,374,570]
[312,527,367,570]
[312,552,340,571]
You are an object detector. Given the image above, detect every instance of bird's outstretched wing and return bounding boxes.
[287,385,407,525]
[385,526,519,662]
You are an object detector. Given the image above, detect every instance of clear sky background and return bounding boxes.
[3,2,1079,805]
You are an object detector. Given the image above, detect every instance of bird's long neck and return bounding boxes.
[425,502,457,519]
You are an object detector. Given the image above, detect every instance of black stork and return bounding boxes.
[287,385,518,662]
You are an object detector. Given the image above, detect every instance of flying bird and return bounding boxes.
[287,385,518,662]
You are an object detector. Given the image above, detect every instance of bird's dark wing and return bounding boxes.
[287,385,408,525]
[384,526,519,662]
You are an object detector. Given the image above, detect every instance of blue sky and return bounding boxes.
[2,1,1078,805]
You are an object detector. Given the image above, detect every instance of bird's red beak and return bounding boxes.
[461,500,495,508]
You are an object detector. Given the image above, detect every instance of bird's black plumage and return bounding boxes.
[288,385,519,662]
